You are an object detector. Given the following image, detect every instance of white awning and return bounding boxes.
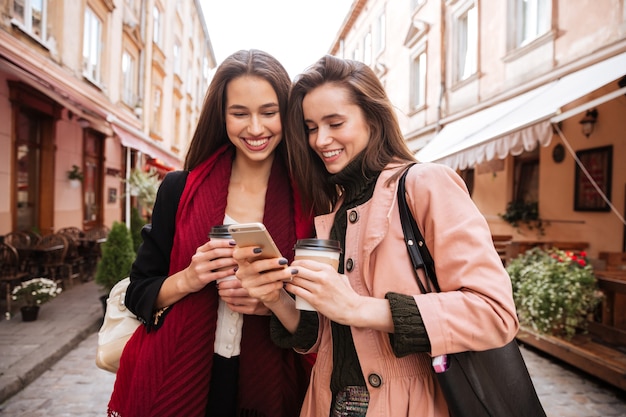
[416,52,626,170]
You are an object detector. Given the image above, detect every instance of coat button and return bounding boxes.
[368,373,382,388]
[346,258,354,272]
[348,210,359,223]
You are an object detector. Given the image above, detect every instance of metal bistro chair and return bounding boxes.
[57,227,85,241]
[57,228,85,283]
[3,232,32,272]
[23,230,42,246]
[0,242,29,319]
[3,231,31,249]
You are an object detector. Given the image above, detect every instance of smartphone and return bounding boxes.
[228,223,283,259]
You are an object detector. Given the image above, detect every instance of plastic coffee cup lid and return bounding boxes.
[209,224,233,239]
[294,238,342,253]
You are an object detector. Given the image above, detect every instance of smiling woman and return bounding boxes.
[107,49,315,417]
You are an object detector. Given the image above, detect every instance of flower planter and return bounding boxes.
[21,305,40,322]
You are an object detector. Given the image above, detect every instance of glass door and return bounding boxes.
[15,111,42,232]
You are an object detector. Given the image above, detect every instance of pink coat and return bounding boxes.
[298,163,519,417]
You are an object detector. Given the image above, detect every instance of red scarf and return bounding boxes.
[109,145,314,417]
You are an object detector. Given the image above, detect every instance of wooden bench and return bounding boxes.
[599,252,626,271]
[506,241,589,262]
[492,235,513,265]
[517,327,626,392]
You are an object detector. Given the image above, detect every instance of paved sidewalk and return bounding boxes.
[0,332,115,416]
[0,280,104,404]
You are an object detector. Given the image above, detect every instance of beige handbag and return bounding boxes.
[96,277,141,373]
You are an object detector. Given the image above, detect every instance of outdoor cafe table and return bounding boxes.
[17,244,64,276]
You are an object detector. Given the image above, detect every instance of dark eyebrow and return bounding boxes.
[304,113,343,124]
[227,103,279,111]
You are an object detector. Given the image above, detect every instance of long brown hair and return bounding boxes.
[184,49,292,170]
[285,55,416,215]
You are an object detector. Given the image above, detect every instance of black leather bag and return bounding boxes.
[397,166,546,417]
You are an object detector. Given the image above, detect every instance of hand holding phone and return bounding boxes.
[228,223,282,259]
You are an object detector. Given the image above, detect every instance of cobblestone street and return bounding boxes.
[1,330,625,416]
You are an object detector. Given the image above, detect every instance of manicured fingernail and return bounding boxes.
[290,268,298,275]
[278,258,288,265]
[229,240,236,246]
[253,248,262,254]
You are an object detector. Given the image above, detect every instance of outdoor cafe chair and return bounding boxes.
[3,231,31,249]
[0,242,29,319]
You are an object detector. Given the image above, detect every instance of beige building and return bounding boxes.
[0,0,216,235]
[331,0,626,258]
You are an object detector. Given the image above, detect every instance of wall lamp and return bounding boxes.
[77,117,91,129]
[579,108,598,138]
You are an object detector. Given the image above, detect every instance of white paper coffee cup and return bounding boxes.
[209,224,236,283]
[293,239,342,311]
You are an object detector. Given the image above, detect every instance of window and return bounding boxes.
[514,0,550,47]
[363,31,372,65]
[173,41,182,75]
[203,56,210,81]
[153,5,162,47]
[125,0,138,15]
[410,51,427,110]
[186,64,193,94]
[411,0,426,10]
[513,150,539,203]
[454,4,477,82]
[12,0,48,41]
[83,7,103,83]
[375,12,386,55]
[174,109,181,148]
[121,51,137,105]
[83,131,103,228]
[353,43,360,62]
[14,110,43,232]
[152,88,162,133]
[459,168,475,196]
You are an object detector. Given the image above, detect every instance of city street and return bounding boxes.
[0,331,625,416]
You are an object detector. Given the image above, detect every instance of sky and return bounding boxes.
[199,0,354,79]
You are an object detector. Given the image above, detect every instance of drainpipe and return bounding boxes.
[125,148,131,229]
[436,0,447,133]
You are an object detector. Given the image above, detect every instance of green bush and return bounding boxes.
[95,221,135,292]
[130,207,147,253]
[506,247,603,339]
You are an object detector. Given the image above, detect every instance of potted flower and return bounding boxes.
[506,247,603,339]
[499,200,546,236]
[67,164,84,188]
[11,278,62,321]
[126,167,161,215]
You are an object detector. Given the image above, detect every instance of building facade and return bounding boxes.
[0,0,215,235]
[331,0,626,257]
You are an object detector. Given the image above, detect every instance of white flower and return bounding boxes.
[11,278,62,307]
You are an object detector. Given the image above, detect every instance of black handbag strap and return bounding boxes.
[397,165,440,294]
